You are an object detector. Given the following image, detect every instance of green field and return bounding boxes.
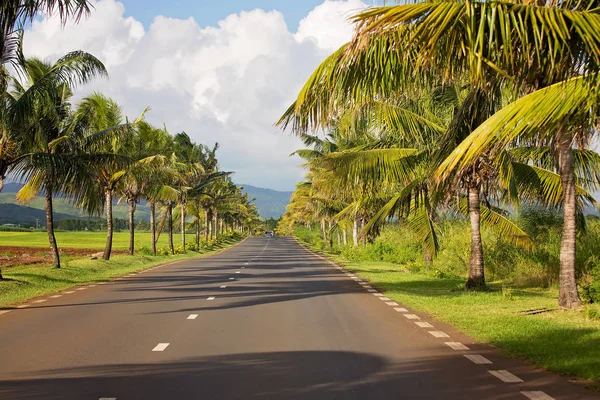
[0,231,183,251]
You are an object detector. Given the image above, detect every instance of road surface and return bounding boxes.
[0,237,595,399]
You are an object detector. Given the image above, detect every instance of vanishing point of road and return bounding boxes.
[0,237,595,399]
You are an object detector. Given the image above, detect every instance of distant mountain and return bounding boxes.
[0,183,150,223]
[239,184,292,219]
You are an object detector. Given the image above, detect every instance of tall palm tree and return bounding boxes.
[10,53,106,268]
[279,1,600,303]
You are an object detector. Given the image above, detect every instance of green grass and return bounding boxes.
[0,237,242,307]
[0,231,176,251]
[303,243,600,384]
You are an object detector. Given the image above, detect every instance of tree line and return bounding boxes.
[277,1,600,310]
[0,1,261,278]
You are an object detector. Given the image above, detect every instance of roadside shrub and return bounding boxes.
[139,246,153,256]
[174,245,186,255]
[157,247,170,256]
[186,242,199,252]
[584,305,600,321]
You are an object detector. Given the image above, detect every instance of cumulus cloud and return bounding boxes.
[23,0,366,191]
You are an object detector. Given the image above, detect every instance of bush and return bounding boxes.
[156,247,170,256]
[174,245,186,255]
[139,246,153,256]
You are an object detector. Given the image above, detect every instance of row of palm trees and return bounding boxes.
[0,2,261,278]
[277,0,600,310]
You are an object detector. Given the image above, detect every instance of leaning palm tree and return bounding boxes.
[279,1,600,305]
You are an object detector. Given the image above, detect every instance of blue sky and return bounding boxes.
[121,0,326,30]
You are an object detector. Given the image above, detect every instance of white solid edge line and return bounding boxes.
[152,343,170,352]
[428,330,450,338]
[187,314,198,320]
[489,370,524,383]
[445,342,470,351]
[207,296,216,300]
[464,354,492,365]
[521,391,555,400]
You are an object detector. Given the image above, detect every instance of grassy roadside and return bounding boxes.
[0,236,243,308]
[297,238,600,385]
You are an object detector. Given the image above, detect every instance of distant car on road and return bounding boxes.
[264,231,274,237]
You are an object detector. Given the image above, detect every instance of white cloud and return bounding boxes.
[23,0,366,191]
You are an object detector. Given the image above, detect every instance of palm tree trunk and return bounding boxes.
[321,219,327,243]
[465,184,485,290]
[150,201,157,255]
[214,212,219,240]
[45,188,60,268]
[128,198,136,255]
[360,218,366,246]
[424,248,433,265]
[0,176,4,193]
[342,229,348,246]
[328,220,333,248]
[352,218,359,247]
[558,133,582,309]
[195,218,200,249]
[208,213,213,240]
[180,203,186,249]
[204,210,209,242]
[103,189,113,261]
[168,203,174,255]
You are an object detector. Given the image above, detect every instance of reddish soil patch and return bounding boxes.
[0,246,128,268]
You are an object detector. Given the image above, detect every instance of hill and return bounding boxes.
[239,184,292,219]
[0,185,150,225]
[1,182,291,223]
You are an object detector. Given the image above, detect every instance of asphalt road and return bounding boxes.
[0,237,595,399]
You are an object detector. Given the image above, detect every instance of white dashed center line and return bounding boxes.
[521,391,555,400]
[379,297,392,301]
[49,295,62,299]
[64,291,75,294]
[464,354,492,365]
[394,307,408,313]
[76,287,87,291]
[99,397,117,400]
[229,278,235,280]
[16,305,30,309]
[445,342,470,350]
[187,314,198,320]
[489,370,523,383]
[33,300,47,304]
[404,314,420,320]
[207,296,216,301]
[235,271,241,274]
[152,343,170,352]
[428,331,450,338]
[415,321,433,328]
[0,310,11,315]
[220,285,227,289]
[367,289,377,293]
[373,293,384,297]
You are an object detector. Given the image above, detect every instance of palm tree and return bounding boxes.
[279,1,600,301]
[10,53,106,268]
